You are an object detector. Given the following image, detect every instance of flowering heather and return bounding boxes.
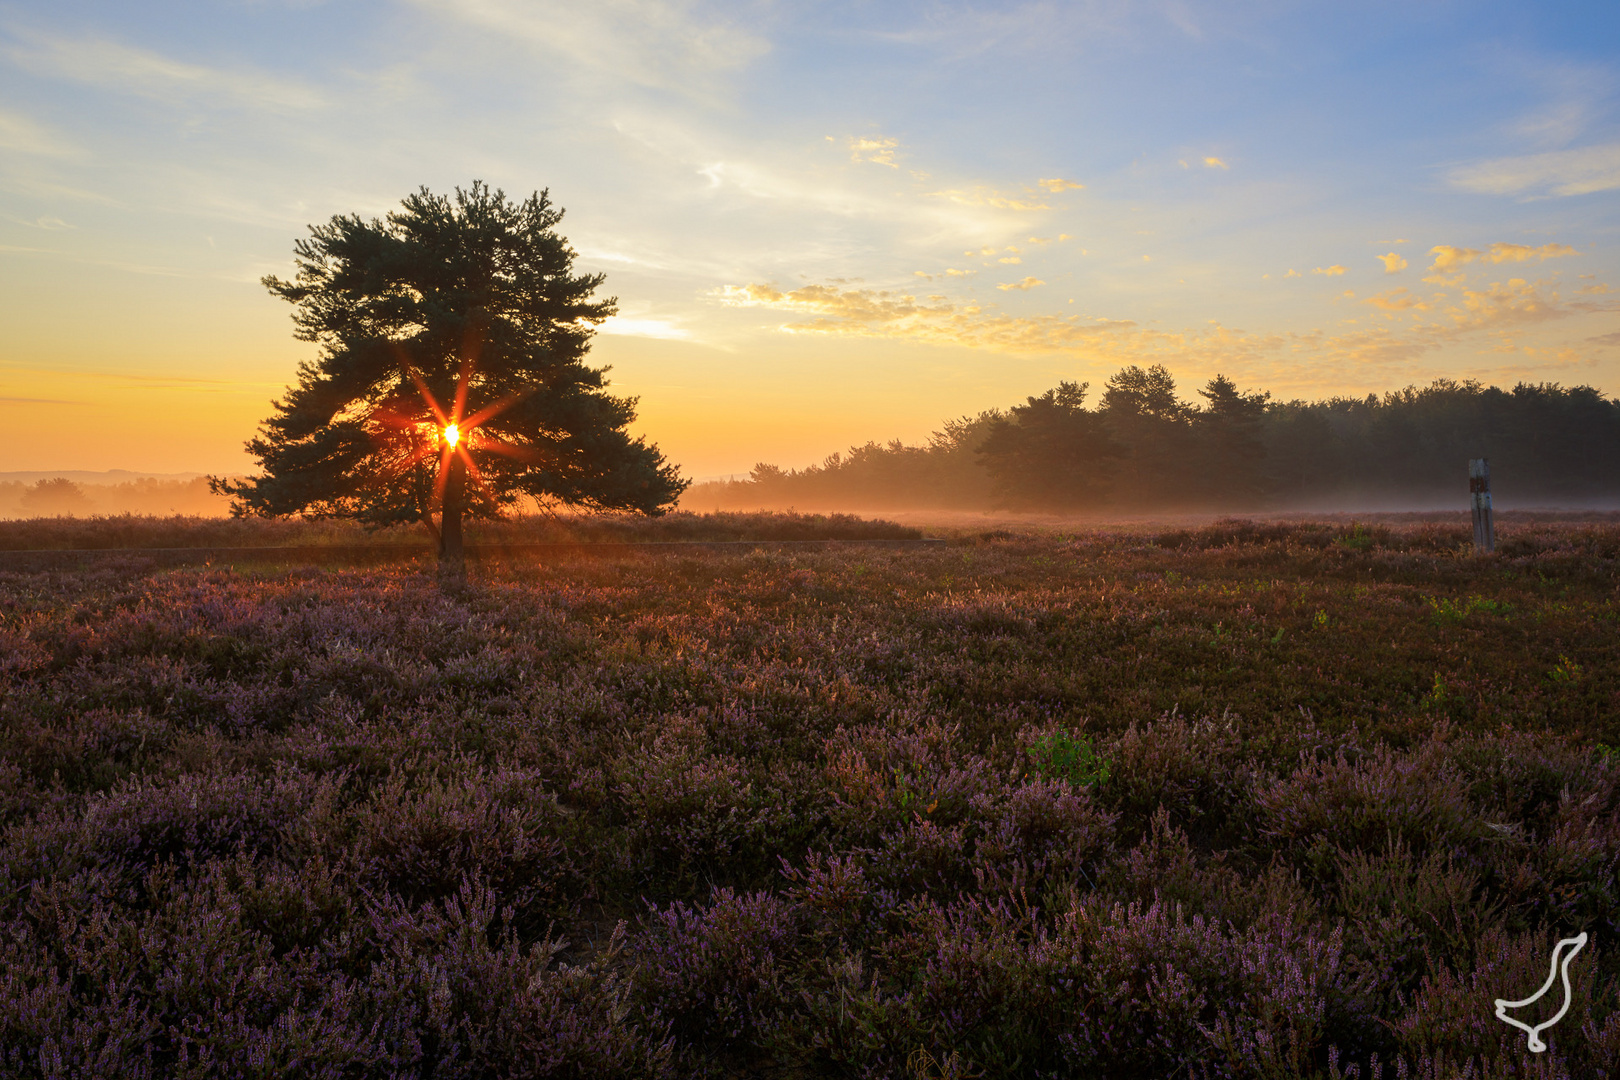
[0,514,1618,1076]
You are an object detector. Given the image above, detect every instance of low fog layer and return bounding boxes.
[0,476,232,520]
[13,368,1620,521]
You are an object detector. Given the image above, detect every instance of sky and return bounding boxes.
[2,0,1619,479]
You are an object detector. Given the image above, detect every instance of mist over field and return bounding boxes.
[0,475,230,521]
[13,369,1620,525]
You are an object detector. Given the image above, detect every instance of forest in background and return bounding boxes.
[683,367,1620,513]
[0,477,230,520]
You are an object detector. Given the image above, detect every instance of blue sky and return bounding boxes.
[2,0,1618,475]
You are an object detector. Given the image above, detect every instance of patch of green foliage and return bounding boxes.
[1427,593,1515,626]
[1335,523,1376,551]
[1027,729,1114,788]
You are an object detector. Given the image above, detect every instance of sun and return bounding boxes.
[387,350,544,515]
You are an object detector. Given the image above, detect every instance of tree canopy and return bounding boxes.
[214,182,687,562]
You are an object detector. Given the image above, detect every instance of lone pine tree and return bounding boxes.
[214,182,687,572]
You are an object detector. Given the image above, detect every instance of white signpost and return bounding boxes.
[1469,458,1494,554]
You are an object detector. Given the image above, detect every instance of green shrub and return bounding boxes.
[1027,730,1113,788]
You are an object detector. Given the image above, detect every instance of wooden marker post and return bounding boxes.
[1469,458,1494,554]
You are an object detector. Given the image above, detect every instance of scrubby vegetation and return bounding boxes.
[0,510,919,551]
[1,515,1618,1077]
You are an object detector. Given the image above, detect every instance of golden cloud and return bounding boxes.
[928,186,1050,211]
[1037,178,1084,192]
[1364,287,1432,312]
[715,282,1297,373]
[1450,278,1562,331]
[1488,242,1578,263]
[716,283,952,326]
[717,271,1608,386]
[1378,252,1408,274]
[1361,275,1592,348]
[998,256,1022,264]
[1427,242,1578,279]
[1313,265,1347,276]
[1203,156,1229,169]
[849,135,899,167]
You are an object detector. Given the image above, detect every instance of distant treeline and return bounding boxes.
[0,477,232,520]
[684,367,1620,511]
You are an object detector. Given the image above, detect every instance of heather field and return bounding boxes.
[3,513,1619,1078]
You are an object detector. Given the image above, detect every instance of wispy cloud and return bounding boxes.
[718,269,1615,386]
[0,108,81,158]
[407,0,768,96]
[717,283,953,324]
[5,29,324,111]
[1313,265,1346,276]
[996,276,1044,291]
[924,185,1052,211]
[1449,143,1620,198]
[597,315,692,340]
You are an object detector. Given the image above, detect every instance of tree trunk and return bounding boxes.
[439,452,467,580]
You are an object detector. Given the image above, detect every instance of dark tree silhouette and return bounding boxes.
[695,370,1620,513]
[1195,375,1270,505]
[1098,364,1195,504]
[978,381,1120,509]
[213,182,687,572]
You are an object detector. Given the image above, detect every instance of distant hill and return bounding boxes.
[0,470,205,485]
